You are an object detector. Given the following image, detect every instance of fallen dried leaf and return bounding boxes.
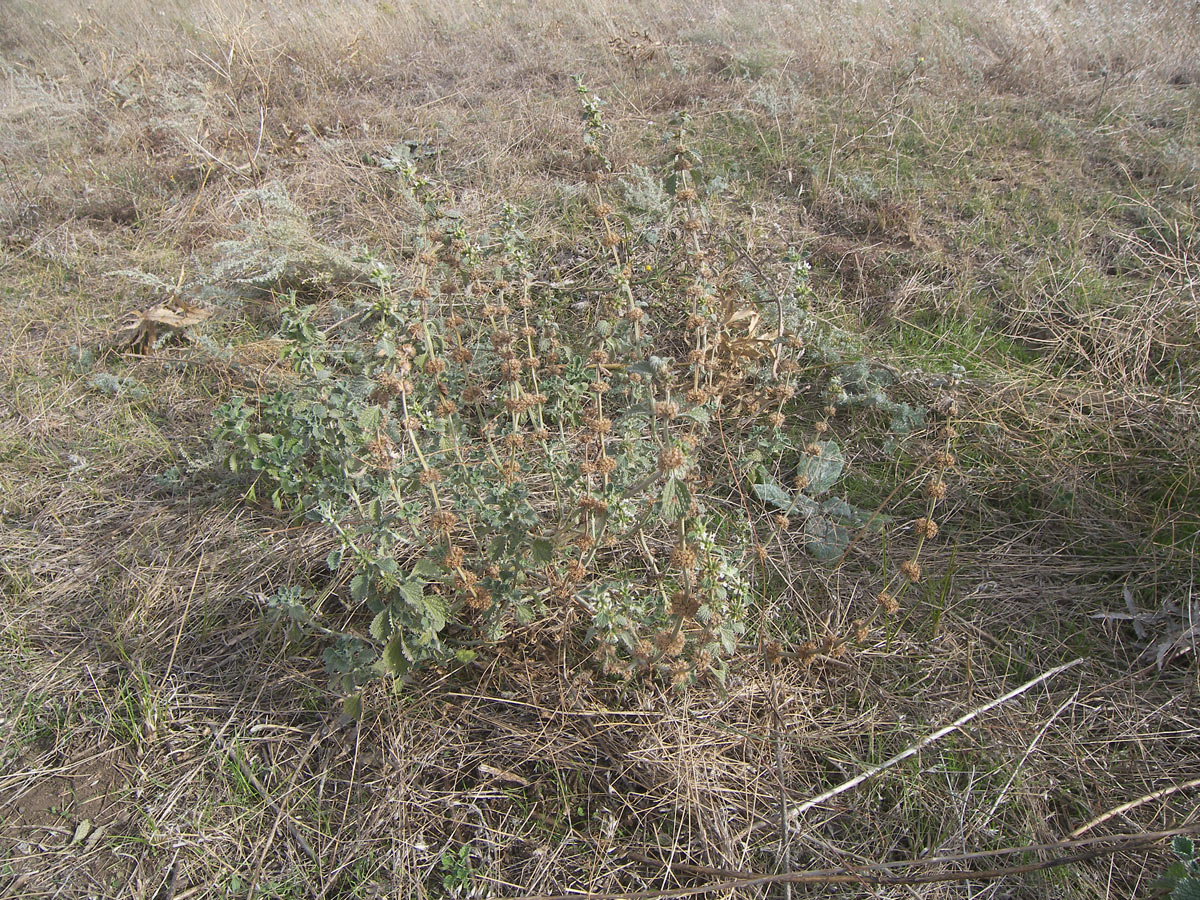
[113,299,213,352]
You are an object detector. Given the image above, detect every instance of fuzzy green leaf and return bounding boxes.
[1155,861,1190,893]
[821,496,879,529]
[411,558,442,579]
[1174,837,1196,863]
[380,634,409,676]
[796,440,844,495]
[423,591,448,633]
[398,579,424,608]
[804,515,850,561]
[789,493,820,518]
[369,610,391,641]
[661,477,687,520]
[752,481,792,511]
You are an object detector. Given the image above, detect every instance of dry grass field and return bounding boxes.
[1,1,1199,898]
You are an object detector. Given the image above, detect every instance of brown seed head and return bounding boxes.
[670,544,698,571]
[913,517,939,539]
[658,445,687,475]
[633,640,653,668]
[431,510,459,533]
[499,358,522,381]
[464,585,493,611]
[935,394,959,417]
[656,629,686,658]
[578,495,608,515]
[877,591,900,615]
[669,659,691,687]
[654,400,680,420]
[763,641,783,667]
[367,436,397,471]
[933,451,956,470]
[443,544,466,569]
[797,641,819,667]
[371,373,404,403]
[586,416,613,436]
[670,591,701,619]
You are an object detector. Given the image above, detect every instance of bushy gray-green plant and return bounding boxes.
[211,85,953,697]
[210,184,370,294]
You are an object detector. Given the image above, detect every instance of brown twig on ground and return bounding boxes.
[515,826,1200,900]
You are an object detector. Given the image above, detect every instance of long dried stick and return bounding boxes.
[1070,775,1200,838]
[781,658,1082,828]
[508,826,1199,900]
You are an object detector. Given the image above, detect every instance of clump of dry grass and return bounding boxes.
[2,1,1199,898]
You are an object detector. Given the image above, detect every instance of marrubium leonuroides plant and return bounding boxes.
[215,81,951,694]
